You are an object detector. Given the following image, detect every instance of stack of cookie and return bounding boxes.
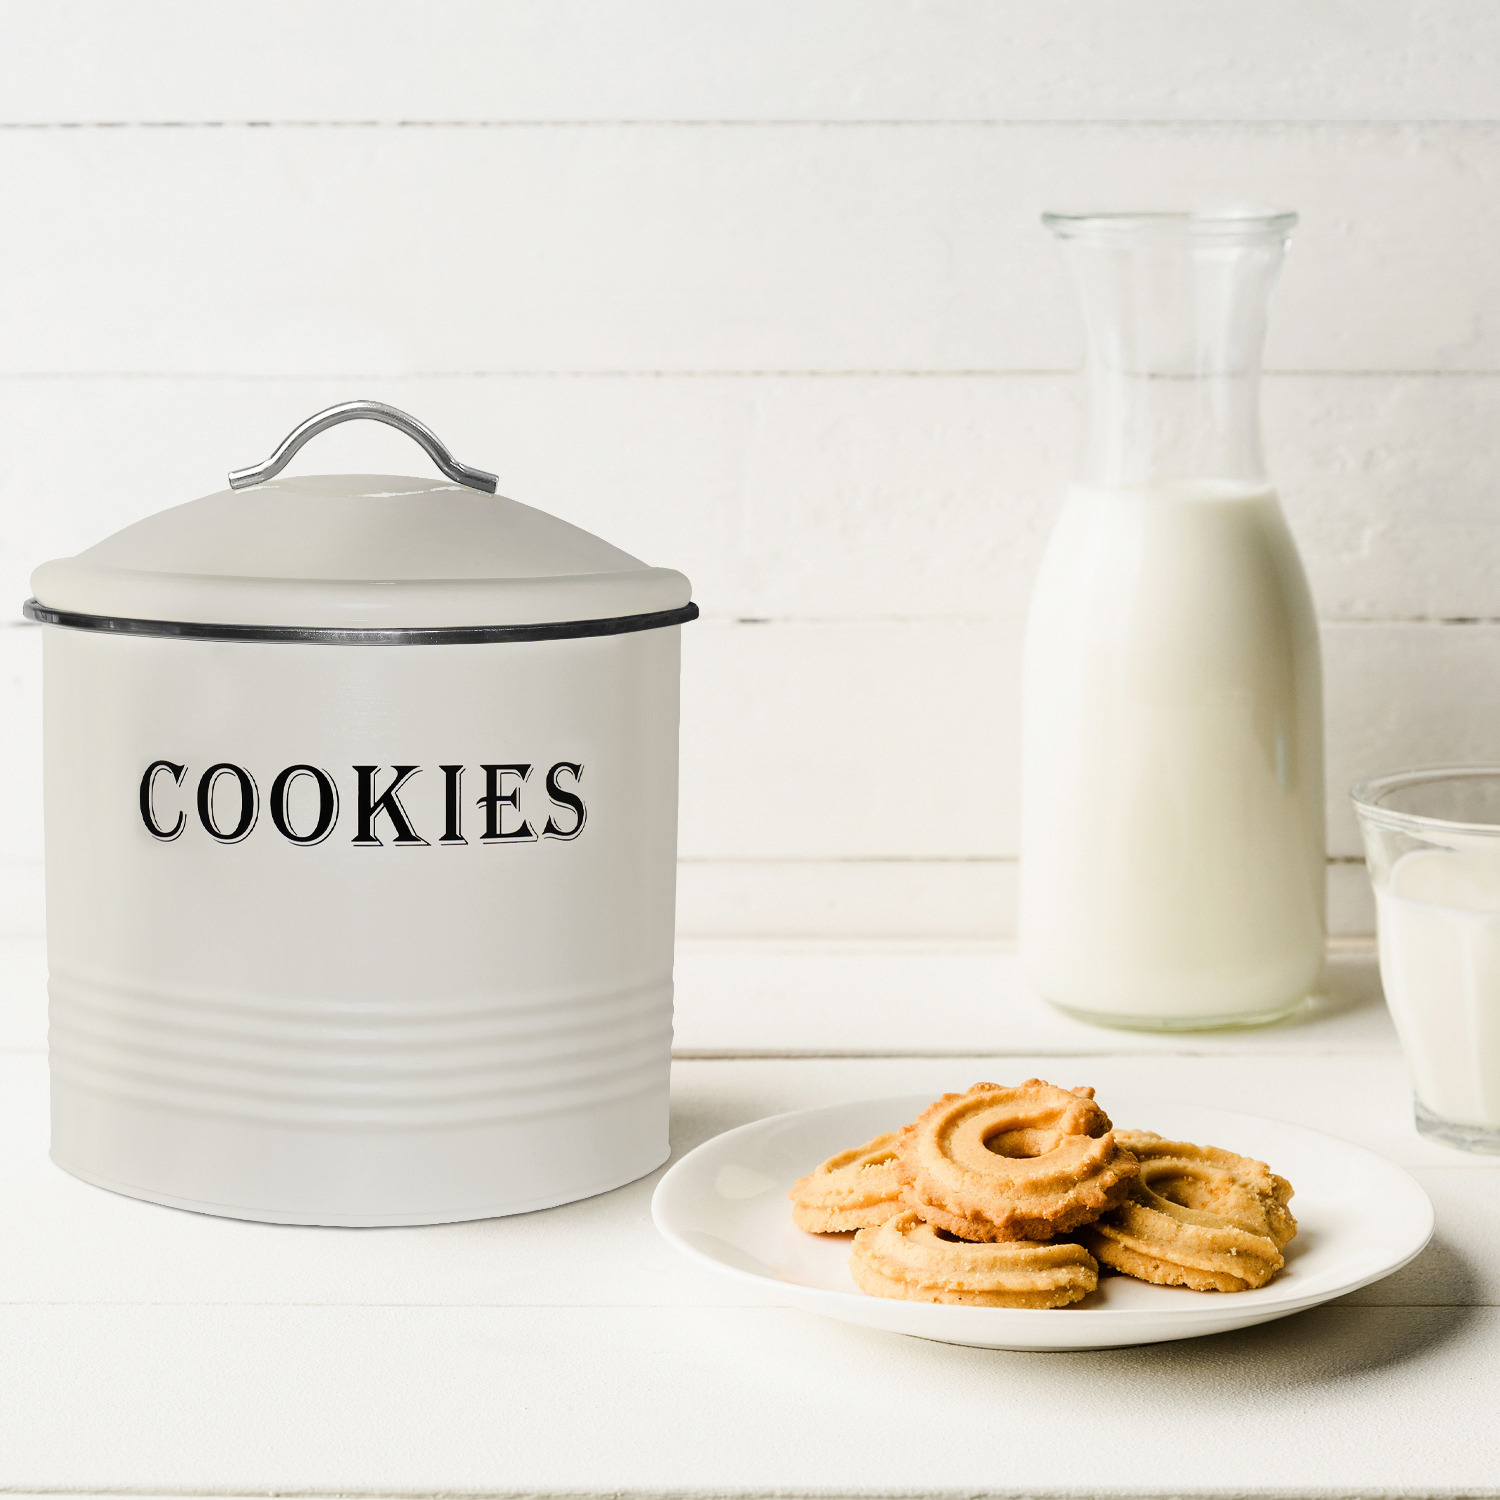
[788,1080,1297,1308]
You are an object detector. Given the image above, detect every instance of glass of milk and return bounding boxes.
[1354,767,1500,1153]
[1020,211,1325,1030]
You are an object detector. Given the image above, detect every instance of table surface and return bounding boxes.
[1,934,1495,1499]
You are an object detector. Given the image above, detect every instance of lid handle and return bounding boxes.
[227,401,499,494]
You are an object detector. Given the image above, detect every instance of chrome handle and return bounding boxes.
[228,400,499,494]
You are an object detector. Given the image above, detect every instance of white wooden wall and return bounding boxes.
[3,2,1499,942]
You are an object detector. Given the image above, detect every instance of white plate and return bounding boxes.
[651,1095,1434,1350]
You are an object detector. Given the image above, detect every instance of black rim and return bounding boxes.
[21,598,699,645]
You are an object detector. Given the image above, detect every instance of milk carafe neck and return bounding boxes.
[1044,211,1296,488]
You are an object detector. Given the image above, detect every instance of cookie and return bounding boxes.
[897,1080,1138,1241]
[1078,1131,1296,1292]
[850,1209,1098,1307]
[789,1131,905,1233]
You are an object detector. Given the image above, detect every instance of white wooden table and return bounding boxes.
[1,934,1495,1498]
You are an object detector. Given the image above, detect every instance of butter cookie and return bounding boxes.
[789,1131,905,1233]
[1078,1130,1296,1292]
[897,1080,1138,1241]
[850,1209,1098,1307]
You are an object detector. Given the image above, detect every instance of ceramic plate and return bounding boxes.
[651,1095,1434,1350]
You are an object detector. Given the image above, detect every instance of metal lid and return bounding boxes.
[27,402,695,642]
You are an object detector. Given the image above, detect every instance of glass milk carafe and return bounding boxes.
[1019,211,1325,1029]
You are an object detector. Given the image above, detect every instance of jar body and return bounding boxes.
[43,625,681,1223]
[1019,214,1326,1027]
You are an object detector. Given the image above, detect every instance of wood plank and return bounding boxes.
[671,948,1403,1065]
[0,628,41,900]
[0,939,46,1048]
[684,859,1379,940]
[677,857,1019,940]
[0,1301,1492,1494]
[2,126,1499,375]
[679,617,1019,859]
[0,851,1415,951]
[1347,1168,1500,1308]
[3,2,1500,123]
[9,374,1500,626]
[0,854,1384,943]
[682,618,1500,861]
[1323,620,1500,852]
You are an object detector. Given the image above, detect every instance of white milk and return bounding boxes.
[1377,848,1500,1127]
[1019,480,1325,1023]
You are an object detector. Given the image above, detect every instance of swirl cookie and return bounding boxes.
[789,1131,905,1233]
[850,1210,1099,1307]
[1078,1131,1297,1292]
[897,1081,1138,1241]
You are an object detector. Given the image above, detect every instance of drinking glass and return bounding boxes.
[1353,766,1500,1153]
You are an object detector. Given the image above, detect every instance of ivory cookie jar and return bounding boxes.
[25,401,697,1225]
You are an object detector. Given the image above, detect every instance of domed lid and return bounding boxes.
[27,402,694,640]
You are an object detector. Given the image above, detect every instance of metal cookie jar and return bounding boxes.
[25,401,697,1225]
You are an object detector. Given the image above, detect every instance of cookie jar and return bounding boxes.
[25,401,697,1226]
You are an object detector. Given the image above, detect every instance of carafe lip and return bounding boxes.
[1042,209,1297,241]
